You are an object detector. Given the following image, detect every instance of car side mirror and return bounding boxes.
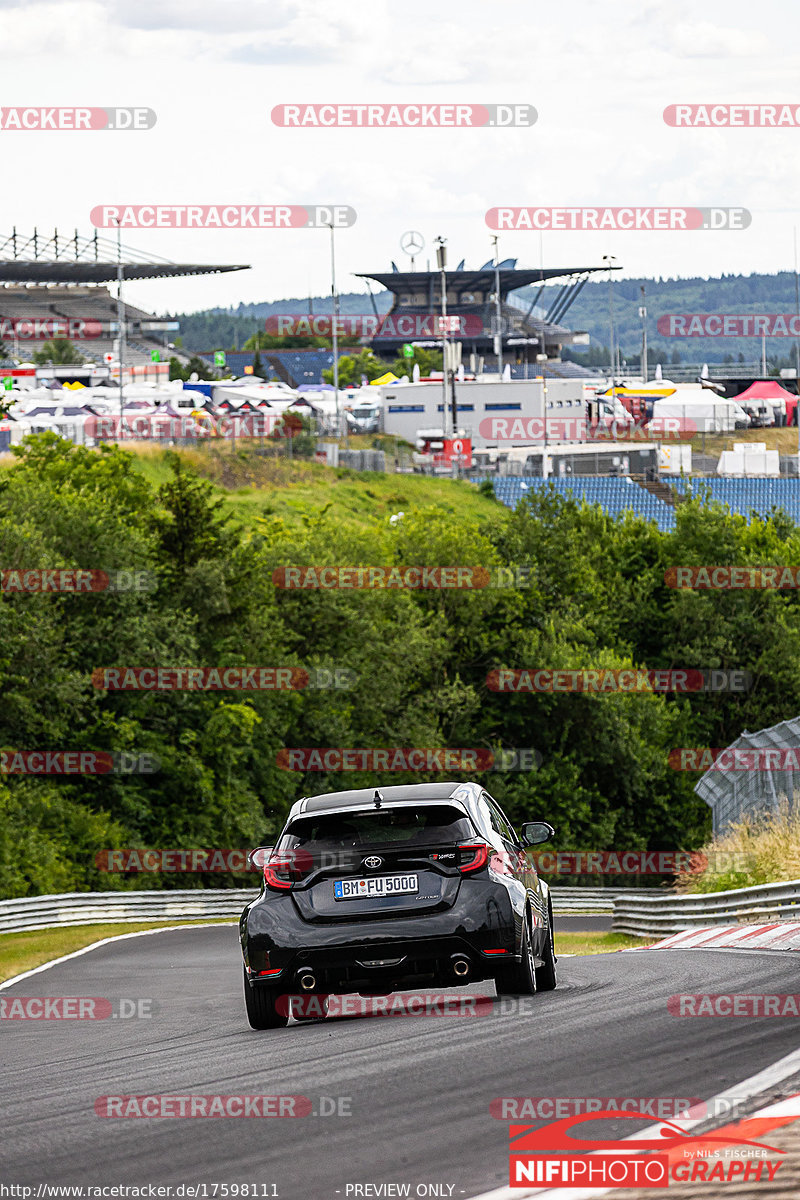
[520,821,555,846]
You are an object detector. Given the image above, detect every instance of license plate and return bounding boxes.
[333,874,418,900]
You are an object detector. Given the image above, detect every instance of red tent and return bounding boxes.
[736,380,798,424]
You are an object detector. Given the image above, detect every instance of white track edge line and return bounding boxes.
[0,922,237,991]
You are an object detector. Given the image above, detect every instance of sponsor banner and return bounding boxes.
[666,565,800,589]
[272,566,492,589]
[487,668,752,693]
[272,103,537,127]
[0,318,103,340]
[665,104,800,127]
[486,206,751,231]
[91,666,309,691]
[90,205,356,229]
[669,994,800,1016]
[658,313,800,337]
[0,107,156,130]
[1,568,155,593]
[275,747,540,772]
[491,1097,702,1119]
[669,747,800,770]
[94,1095,312,1118]
[0,997,153,1019]
[0,750,160,775]
[95,849,256,872]
[263,312,485,338]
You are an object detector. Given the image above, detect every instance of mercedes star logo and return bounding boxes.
[364,856,383,869]
[400,230,425,256]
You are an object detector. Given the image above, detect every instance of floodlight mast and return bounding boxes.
[116,220,125,442]
[435,237,448,436]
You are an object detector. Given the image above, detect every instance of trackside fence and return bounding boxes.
[0,886,644,935]
[4,883,799,937]
[612,879,800,937]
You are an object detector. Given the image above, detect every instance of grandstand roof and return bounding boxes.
[0,229,249,285]
[356,265,613,294]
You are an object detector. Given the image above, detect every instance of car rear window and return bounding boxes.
[279,804,475,850]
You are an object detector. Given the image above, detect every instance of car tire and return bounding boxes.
[535,906,557,992]
[494,909,537,996]
[243,966,289,1030]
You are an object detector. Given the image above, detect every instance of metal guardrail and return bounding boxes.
[0,889,260,935]
[612,879,800,937]
[0,886,655,935]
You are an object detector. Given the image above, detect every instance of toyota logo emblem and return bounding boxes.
[364,856,383,869]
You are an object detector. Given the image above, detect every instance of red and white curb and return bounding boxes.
[629,922,800,952]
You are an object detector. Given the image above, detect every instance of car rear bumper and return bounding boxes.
[241,880,520,991]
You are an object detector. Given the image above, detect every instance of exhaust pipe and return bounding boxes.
[452,957,470,978]
[297,969,316,991]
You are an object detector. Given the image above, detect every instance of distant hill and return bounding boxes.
[171,272,800,368]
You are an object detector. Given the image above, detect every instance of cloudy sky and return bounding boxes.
[1,0,799,315]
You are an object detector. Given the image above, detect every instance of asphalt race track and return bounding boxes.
[3,925,800,1198]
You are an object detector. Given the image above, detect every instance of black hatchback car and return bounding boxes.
[240,781,556,1028]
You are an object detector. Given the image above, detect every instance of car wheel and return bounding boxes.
[535,905,557,992]
[243,966,289,1030]
[494,909,537,996]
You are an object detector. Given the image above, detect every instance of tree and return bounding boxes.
[388,346,442,377]
[31,338,84,365]
[322,349,391,386]
[252,348,264,377]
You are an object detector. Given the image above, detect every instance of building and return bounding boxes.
[355,258,611,373]
[0,228,249,368]
[695,716,800,836]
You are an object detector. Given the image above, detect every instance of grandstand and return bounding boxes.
[356,258,611,375]
[482,474,800,531]
[665,476,800,524]
[482,476,677,531]
[0,228,249,367]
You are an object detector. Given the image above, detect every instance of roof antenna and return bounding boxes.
[373,789,383,808]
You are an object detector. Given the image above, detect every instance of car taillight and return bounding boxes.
[457,842,490,874]
[263,849,311,891]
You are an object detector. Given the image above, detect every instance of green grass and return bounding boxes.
[0,919,234,984]
[0,923,650,985]
[555,931,654,956]
[123,445,503,531]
